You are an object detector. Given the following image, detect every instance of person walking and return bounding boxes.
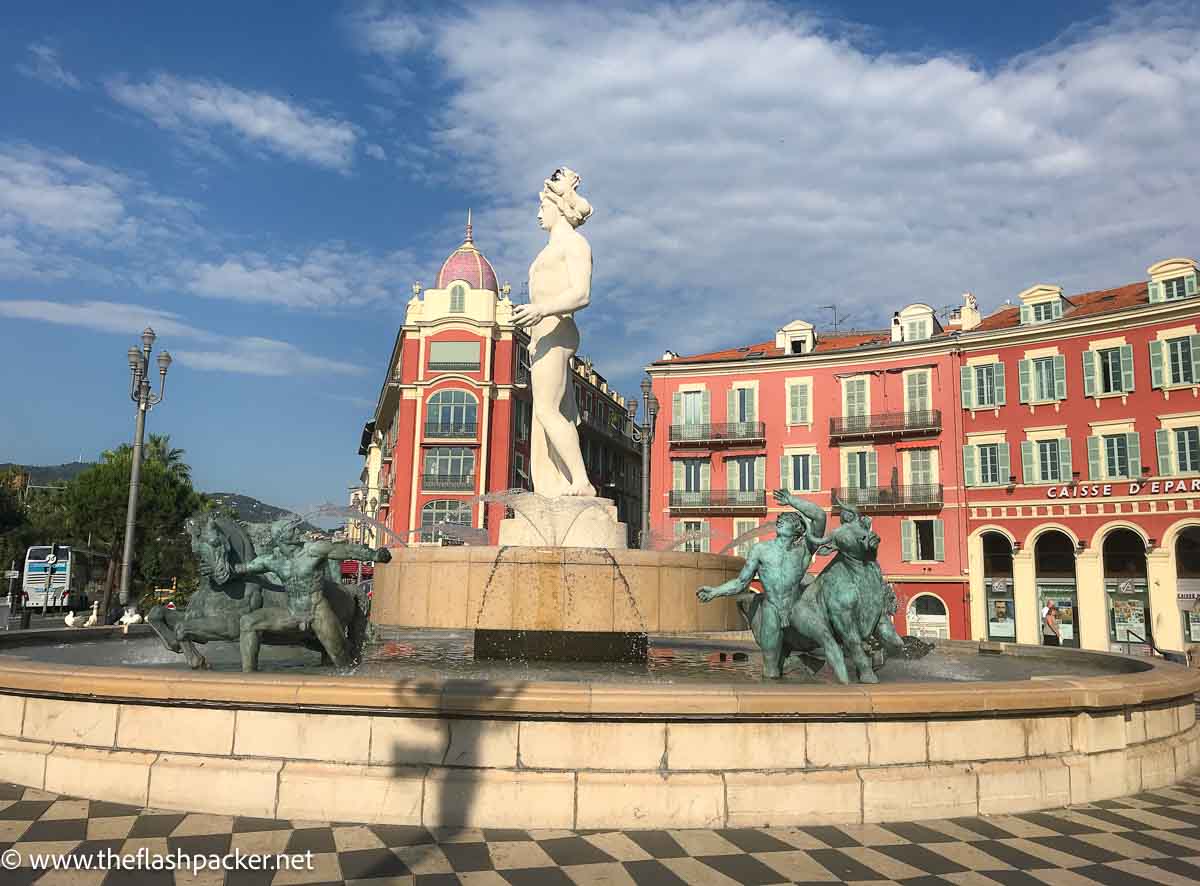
[1042,602,1062,646]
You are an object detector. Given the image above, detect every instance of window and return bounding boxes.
[1038,440,1061,483]
[906,372,930,413]
[450,285,465,312]
[681,521,704,553]
[424,447,474,479]
[847,452,869,488]
[1033,357,1056,401]
[734,456,757,491]
[1103,435,1128,479]
[978,443,1000,484]
[902,518,945,562]
[845,377,867,417]
[1169,337,1194,385]
[975,364,996,407]
[1177,427,1200,473]
[682,390,703,425]
[515,400,531,442]
[683,460,703,492]
[789,338,806,354]
[513,452,529,488]
[420,500,472,544]
[788,382,809,424]
[428,340,480,371]
[1099,348,1123,394]
[908,449,933,486]
[1165,276,1188,301]
[905,320,929,341]
[790,453,811,491]
[733,519,758,557]
[517,344,531,383]
[426,390,477,435]
[736,388,753,423]
[1032,301,1056,322]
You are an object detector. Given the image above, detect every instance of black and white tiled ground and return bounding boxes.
[3,777,1200,884]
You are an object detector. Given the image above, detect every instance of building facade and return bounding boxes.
[648,257,1200,652]
[355,219,641,548]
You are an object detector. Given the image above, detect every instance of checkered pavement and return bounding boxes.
[3,778,1200,884]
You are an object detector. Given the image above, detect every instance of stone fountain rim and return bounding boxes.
[0,627,1195,720]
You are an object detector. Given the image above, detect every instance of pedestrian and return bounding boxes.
[1042,601,1061,646]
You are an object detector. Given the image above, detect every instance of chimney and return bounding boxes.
[959,292,981,331]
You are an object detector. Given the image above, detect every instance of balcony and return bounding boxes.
[829,410,941,442]
[669,421,766,448]
[428,361,480,372]
[422,473,475,491]
[669,489,767,515]
[833,483,944,513]
[425,421,478,439]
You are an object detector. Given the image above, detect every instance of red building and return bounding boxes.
[356,219,641,547]
[647,256,1200,652]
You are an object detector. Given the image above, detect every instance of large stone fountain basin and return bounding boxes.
[0,628,1197,829]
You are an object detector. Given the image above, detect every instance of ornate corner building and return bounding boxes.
[647,257,1200,653]
[352,218,641,549]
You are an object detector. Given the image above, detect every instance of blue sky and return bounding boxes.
[2,1,1199,516]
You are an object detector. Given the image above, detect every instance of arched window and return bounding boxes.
[426,390,477,437]
[906,593,949,639]
[423,447,476,489]
[450,285,465,312]
[420,500,472,544]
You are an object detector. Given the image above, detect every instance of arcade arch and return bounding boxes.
[1034,530,1079,648]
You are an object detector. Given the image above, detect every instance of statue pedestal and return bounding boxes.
[498,496,627,549]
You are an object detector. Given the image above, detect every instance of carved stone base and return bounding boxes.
[497,495,627,549]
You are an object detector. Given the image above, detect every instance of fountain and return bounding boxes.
[0,168,1197,830]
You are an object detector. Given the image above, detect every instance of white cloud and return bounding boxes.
[354,1,1200,367]
[106,74,361,171]
[181,244,419,309]
[0,145,126,235]
[346,3,425,56]
[15,42,81,90]
[365,142,387,160]
[0,298,364,376]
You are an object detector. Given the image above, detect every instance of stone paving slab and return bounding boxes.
[1,778,1200,884]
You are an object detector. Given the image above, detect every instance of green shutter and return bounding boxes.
[726,389,736,423]
[780,455,789,491]
[700,521,710,553]
[811,454,821,492]
[700,461,711,491]
[867,451,878,488]
[1082,350,1097,397]
[748,389,758,423]
[1050,299,1063,319]
[997,443,1011,484]
[1150,340,1165,388]
[963,445,977,486]
[673,460,684,490]
[1018,359,1031,403]
[1021,441,1035,484]
[701,390,711,424]
[1156,429,1172,476]
[789,384,800,423]
[754,456,765,491]
[1087,436,1101,480]
[1053,354,1067,400]
[727,458,737,491]
[671,392,681,424]
[1148,280,1162,303]
[1189,335,1200,383]
[933,520,945,562]
[960,365,974,409]
[1020,305,1032,325]
[1126,432,1141,479]
[1187,273,1198,296]
[994,362,1006,405]
[798,384,809,422]
[1120,344,1135,392]
[901,519,914,562]
[1058,438,1072,482]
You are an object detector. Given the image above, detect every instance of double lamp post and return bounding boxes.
[118,327,171,609]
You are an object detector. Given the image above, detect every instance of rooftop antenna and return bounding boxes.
[465,208,473,243]
[819,304,853,333]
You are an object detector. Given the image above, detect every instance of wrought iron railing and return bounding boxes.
[422,473,475,491]
[428,361,481,372]
[425,422,478,438]
[833,484,943,513]
[669,489,767,511]
[829,409,941,439]
[669,421,766,446]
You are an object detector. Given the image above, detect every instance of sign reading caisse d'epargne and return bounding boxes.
[1046,478,1200,498]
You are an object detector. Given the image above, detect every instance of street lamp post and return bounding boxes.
[631,378,660,549]
[118,327,171,610]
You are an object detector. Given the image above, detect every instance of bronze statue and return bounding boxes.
[698,491,906,683]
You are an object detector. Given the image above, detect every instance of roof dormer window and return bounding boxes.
[1017,284,1065,326]
[1165,276,1189,301]
[1147,258,1198,304]
[1031,301,1058,323]
[905,319,930,341]
[892,304,939,342]
[789,338,806,354]
[775,320,815,356]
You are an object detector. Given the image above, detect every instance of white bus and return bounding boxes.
[22,545,87,611]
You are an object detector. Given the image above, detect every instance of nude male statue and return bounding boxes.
[697,490,827,678]
[202,519,389,672]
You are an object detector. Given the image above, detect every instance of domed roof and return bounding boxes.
[436,211,498,293]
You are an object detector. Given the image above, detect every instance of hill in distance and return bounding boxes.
[207,492,324,535]
[0,462,95,485]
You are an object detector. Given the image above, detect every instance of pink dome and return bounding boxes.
[436,213,498,292]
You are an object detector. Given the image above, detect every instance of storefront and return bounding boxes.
[982,532,1016,641]
[1103,528,1151,655]
[1034,531,1080,648]
[1177,527,1200,646]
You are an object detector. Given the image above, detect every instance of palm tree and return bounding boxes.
[145,434,191,483]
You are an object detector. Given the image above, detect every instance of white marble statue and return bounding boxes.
[512,168,597,498]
